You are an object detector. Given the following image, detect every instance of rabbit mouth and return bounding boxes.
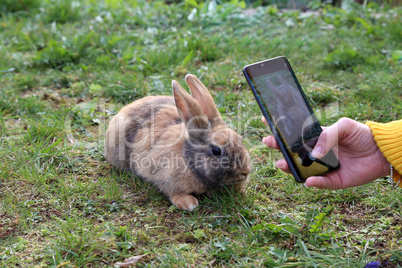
[221,175,248,186]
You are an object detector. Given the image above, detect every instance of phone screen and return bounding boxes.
[243,56,339,182]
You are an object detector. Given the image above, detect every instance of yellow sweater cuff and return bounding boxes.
[366,119,402,187]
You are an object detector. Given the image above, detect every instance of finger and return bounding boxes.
[276,159,291,174]
[261,116,268,127]
[304,176,337,189]
[262,135,280,150]
[310,117,355,159]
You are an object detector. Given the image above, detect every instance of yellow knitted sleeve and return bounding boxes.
[366,119,402,188]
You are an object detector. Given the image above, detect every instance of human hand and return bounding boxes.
[262,117,390,189]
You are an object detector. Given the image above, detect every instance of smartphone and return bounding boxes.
[243,56,340,183]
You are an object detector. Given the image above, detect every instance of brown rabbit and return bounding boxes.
[105,74,251,211]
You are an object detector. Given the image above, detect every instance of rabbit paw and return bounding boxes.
[170,194,199,211]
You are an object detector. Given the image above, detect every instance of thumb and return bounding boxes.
[310,117,353,159]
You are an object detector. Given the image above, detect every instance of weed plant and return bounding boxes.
[0,0,401,267]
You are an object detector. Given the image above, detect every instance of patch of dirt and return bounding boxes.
[0,213,20,238]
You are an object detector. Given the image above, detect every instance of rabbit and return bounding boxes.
[105,74,251,211]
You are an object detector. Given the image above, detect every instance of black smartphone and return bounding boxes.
[243,56,340,183]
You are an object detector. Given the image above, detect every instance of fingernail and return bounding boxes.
[276,160,286,169]
[303,183,309,187]
[311,145,323,158]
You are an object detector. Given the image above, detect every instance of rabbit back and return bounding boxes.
[105,96,178,171]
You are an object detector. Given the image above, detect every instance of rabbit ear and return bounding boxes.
[185,74,224,125]
[172,80,208,130]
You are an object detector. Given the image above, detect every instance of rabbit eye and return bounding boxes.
[210,145,222,156]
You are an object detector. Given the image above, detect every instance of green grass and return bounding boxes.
[1,0,402,267]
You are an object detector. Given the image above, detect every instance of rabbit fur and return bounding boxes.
[105,74,251,211]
